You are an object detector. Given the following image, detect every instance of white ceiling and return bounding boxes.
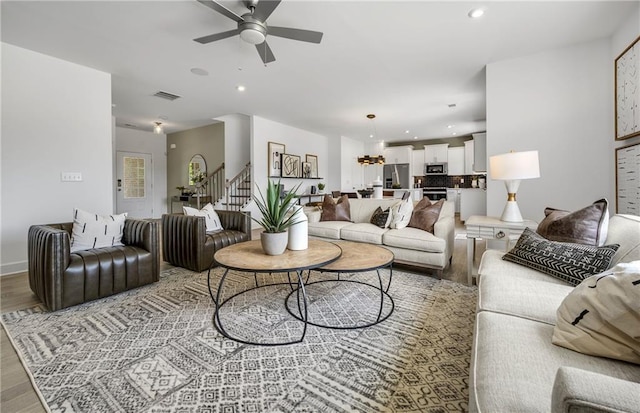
[1,1,635,142]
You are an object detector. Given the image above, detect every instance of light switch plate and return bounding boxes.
[61,172,82,182]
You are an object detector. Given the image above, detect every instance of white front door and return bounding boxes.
[116,151,153,218]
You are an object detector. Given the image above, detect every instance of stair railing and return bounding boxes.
[225,162,251,211]
[206,162,225,204]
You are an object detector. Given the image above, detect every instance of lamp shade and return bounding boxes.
[489,151,540,180]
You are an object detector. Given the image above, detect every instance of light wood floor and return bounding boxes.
[0,216,484,412]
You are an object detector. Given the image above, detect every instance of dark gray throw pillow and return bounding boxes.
[503,228,620,286]
[370,206,391,228]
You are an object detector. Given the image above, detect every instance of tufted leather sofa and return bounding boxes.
[162,210,251,272]
[28,219,160,311]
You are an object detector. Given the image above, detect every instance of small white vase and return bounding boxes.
[261,231,288,255]
[287,205,308,250]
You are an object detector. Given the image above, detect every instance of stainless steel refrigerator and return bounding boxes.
[383,163,410,188]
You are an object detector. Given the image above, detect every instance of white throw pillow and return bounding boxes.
[552,261,640,365]
[388,197,413,229]
[70,209,127,252]
[183,203,223,232]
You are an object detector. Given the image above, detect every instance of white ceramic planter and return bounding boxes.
[287,205,308,250]
[260,231,288,255]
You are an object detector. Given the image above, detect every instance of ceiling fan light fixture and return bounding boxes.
[240,28,266,44]
[239,17,267,44]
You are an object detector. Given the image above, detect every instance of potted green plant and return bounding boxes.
[317,182,325,192]
[251,179,301,255]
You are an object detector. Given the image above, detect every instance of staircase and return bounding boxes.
[204,162,252,210]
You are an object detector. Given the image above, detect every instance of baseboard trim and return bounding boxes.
[1,261,28,276]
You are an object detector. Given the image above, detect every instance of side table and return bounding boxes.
[465,215,537,286]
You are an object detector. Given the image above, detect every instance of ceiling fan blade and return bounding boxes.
[197,0,243,22]
[194,29,239,44]
[268,26,323,44]
[255,41,276,64]
[252,0,281,22]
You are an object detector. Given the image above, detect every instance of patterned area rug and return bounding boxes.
[2,266,477,412]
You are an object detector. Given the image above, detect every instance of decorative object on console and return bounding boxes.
[183,203,223,232]
[552,260,640,364]
[489,150,540,222]
[503,228,620,286]
[281,153,300,178]
[537,199,609,246]
[320,194,351,222]
[615,35,640,141]
[408,198,445,234]
[251,179,301,255]
[317,182,325,192]
[357,155,385,165]
[287,205,308,250]
[70,209,127,252]
[305,154,319,178]
[267,141,285,177]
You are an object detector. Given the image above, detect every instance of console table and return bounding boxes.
[465,215,538,286]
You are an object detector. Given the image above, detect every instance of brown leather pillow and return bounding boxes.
[408,198,444,233]
[537,199,609,246]
[320,194,351,222]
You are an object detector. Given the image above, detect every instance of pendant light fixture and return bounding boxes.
[358,114,385,165]
[153,122,164,134]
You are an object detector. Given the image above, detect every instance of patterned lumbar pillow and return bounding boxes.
[70,209,127,252]
[370,206,392,229]
[183,203,223,232]
[389,196,414,230]
[408,198,444,234]
[552,261,640,365]
[503,228,619,286]
[320,194,351,222]
[537,199,609,246]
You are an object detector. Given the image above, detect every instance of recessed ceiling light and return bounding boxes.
[405,130,410,134]
[369,134,374,138]
[452,132,457,136]
[413,136,418,140]
[236,85,246,92]
[190,67,209,76]
[447,125,455,129]
[468,8,485,19]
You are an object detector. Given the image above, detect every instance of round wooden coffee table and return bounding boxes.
[211,239,342,346]
[285,241,395,329]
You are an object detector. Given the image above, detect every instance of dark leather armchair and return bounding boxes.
[28,219,160,311]
[162,210,251,272]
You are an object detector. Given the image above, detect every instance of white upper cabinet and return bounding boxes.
[384,145,412,164]
[464,140,474,174]
[472,133,487,172]
[447,147,465,175]
[411,149,425,176]
[424,143,449,163]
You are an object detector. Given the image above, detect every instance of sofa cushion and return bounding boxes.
[503,228,620,286]
[307,221,352,240]
[478,271,573,325]
[606,214,640,266]
[408,198,444,233]
[470,311,640,413]
[183,203,223,232]
[552,261,640,365]
[320,194,351,222]
[383,227,446,253]
[340,223,388,245]
[537,199,609,246]
[70,209,127,252]
[370,206,392,229]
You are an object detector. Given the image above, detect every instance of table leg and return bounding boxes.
[295,270,309,342]
[467,237,475,286]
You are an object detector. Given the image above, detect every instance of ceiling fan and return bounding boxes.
[194,0,323,64]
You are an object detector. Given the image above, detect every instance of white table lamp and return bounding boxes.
[489,150,540,222]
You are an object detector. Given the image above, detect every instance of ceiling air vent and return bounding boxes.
[153,91,181,101]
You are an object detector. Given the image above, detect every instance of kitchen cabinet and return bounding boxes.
[446,189,461,213]
[424,144,449,163]
[460,189,487,221]
[447,147,465,175]
[472,133,487,172]
[411,149,424,176]
[464,140,474,174]
[384,145,412,164]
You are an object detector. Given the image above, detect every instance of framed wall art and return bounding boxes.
[268,141,285,177]
[615,141,640,214]
[305,154,318,178]
[281,154,300,178]
[301,162,312,178]
[615,35,640,141]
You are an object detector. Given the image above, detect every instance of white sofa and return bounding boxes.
[470,214,640,413]
[305,198,455,274]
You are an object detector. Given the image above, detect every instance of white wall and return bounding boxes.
[340,136,365,191]
[216,113,251,178]
[249,116,329,228]
[115,127,167,218]
[1,43,112,275]
[486,38,614,222]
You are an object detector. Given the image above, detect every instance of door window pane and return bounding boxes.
[123,156,145,199]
